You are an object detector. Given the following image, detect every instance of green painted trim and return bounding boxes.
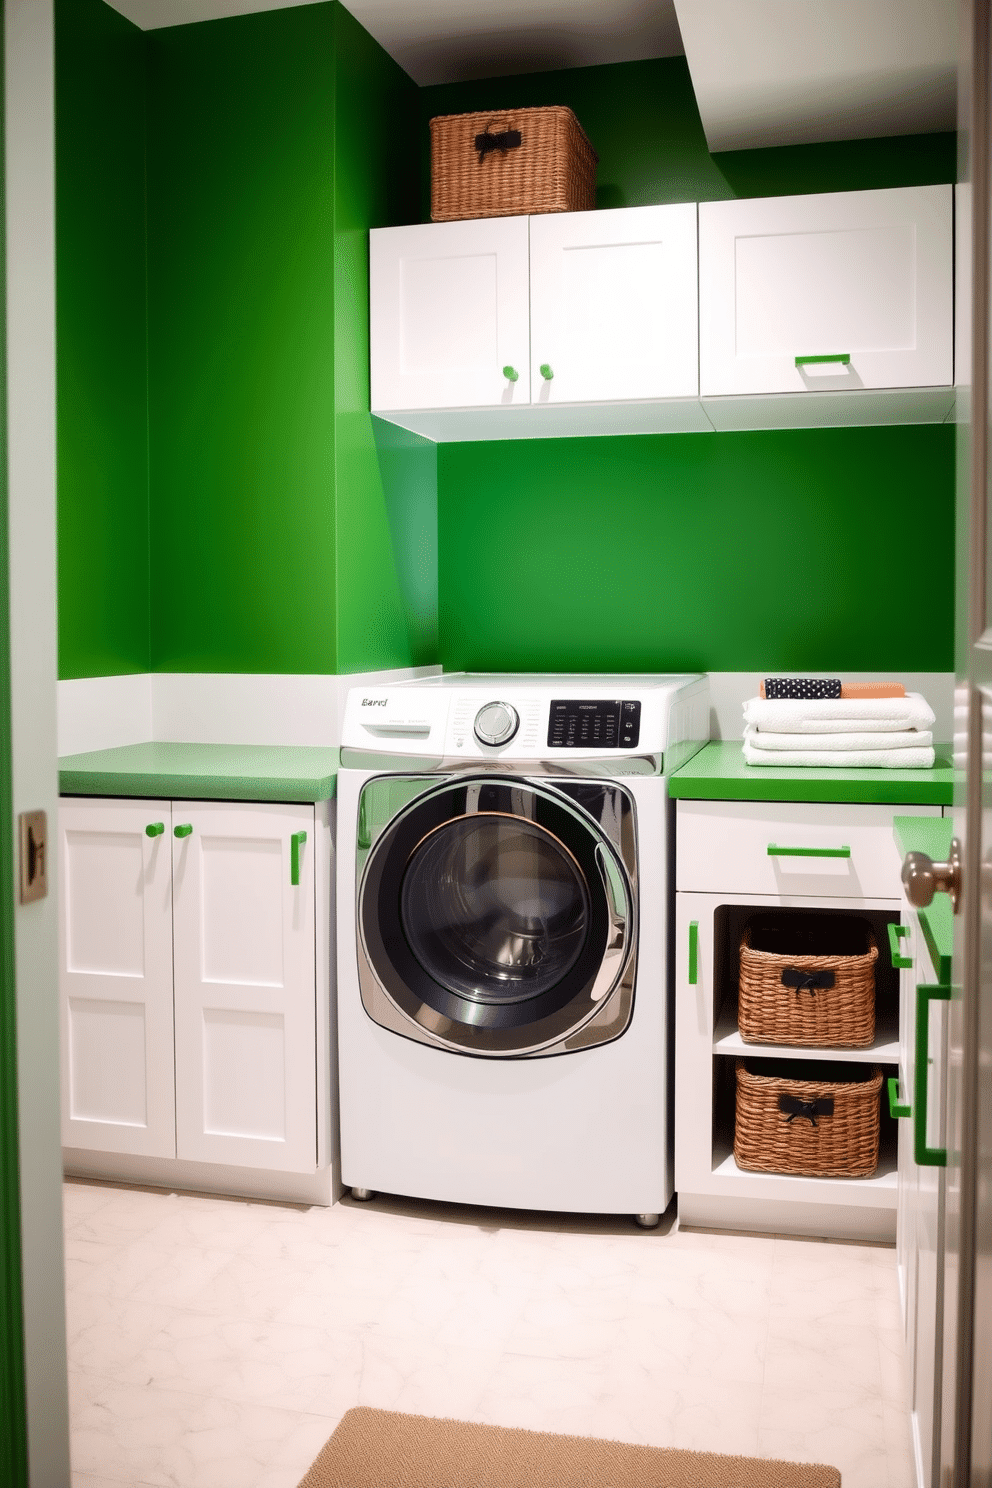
[915,981,952,1166]
[58,741,339,803]
[669,742,956,805]
[0,0,29,1471]
[919,898,954,986]
[892,814,955,861]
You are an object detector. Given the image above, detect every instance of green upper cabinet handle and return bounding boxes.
[291,830,308,887]
[795,353,851,366]
[888,1076,911,1120]
[539,363,554,380]
[888,921,913,969]
[767,843,851,858]
[174,823,193,839]
[915,982,952,1167]
[503,365,519,382]
[145,822,165,838]
[688,921,699,985]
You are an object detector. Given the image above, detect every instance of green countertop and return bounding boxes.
[669,740,956,805]
[894,814,955,983]
[59,742,339,803]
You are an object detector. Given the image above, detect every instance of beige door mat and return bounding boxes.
[298,1406,841,1487]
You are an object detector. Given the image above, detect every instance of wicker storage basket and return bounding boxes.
[734,1059,882,1178]
[430,107,598,223]
[738,913,877,1048]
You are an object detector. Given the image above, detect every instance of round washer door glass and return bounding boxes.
[401,814,589,1002]
[358,776,635,1057]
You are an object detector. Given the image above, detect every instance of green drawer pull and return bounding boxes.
[502,365,519,382]
[888,1076,911,1119]
[915,982,952,1167]
[767,843,851,858]
[688,921,699,985]
[795,353,851,367]
[174,823,193,839]
[539,363,554,380]
[291,830,308,887]
[145,822,165,838]
[888,921,912,969]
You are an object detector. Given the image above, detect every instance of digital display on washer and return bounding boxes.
[547,699,641,749]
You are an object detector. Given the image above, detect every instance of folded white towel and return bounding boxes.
[743,741,936,768]
[743,725,932,752]
[743,693,935,733]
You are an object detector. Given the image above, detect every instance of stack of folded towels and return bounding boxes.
[743,678,936,768]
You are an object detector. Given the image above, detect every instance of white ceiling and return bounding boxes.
[674,0,958,151]
[103,0,958,148]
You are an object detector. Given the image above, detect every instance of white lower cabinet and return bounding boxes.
[674,798,941,1241]
[59,797,317,1176]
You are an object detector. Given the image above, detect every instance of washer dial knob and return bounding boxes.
[473,701,519,747]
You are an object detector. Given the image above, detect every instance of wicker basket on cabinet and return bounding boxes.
[429,107,598,222]
[734,1059,883,1178]
[738,913,877,1047]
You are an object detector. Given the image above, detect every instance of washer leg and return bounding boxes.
[351,1187,375,1202]
[635,1212,660,1229]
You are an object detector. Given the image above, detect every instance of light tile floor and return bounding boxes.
[64,1178,915,1488]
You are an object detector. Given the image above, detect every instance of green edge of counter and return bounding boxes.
[58,741,339,803]
[669,740,956,805]
[894,814,954,985]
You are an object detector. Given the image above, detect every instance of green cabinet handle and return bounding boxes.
[291,830,307,886]
[888,1076,911,1119]
[174,823,193,839]
[502,365,519,382]
[888,921,913,969]
[539,363,554,380]
[795,353,851,366]
[915,982,952,1167]
[145,822,165,838]
[767,843,851,858]
[688,921,699,985]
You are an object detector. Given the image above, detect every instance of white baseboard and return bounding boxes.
[63,1149,340,1207]
[58,665,442,755]
[707,671,955,743]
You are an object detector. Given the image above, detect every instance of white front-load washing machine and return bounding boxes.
[336,673,708,1224]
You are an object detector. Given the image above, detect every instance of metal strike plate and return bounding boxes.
[18,810,47,904]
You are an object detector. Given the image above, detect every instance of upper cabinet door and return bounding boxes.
[371,216,530,411]
[172,801,316,1173]
[529,204,699,403]
[699,185,953,396]
[59,798,176,1158]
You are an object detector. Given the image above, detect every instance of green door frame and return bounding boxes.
[0,0,29,1477]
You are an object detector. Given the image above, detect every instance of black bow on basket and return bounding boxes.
[779,1095,834,1126]
[475,126,522,161]
[781,967,835,996]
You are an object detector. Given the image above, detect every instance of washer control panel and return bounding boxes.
[548,699,641,750]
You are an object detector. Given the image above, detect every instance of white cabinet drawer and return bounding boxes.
[676,799,941,899]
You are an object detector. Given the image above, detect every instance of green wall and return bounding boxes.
[55,0,149,680]
[425,59,957,674]
[439,425,955,672]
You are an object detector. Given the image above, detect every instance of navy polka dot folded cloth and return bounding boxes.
[763,678,842,700]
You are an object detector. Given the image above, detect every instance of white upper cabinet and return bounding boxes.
[529,204,698,403]
[698,184,953,396]
[370,215,530,411]
[59,798,176,1159]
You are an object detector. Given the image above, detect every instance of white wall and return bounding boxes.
[6,0,71,1480]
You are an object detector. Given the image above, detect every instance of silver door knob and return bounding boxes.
[902,839,962,914]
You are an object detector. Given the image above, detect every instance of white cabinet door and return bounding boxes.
[370,216,530,411]
[699,184,953,395]
[59,798,176,1157]
[529,204,698,403]
[172,802,316,1171]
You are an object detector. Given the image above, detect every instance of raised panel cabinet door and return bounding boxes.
[699,184,953,396]
[58,798,175,1157]
[529,204,699,403]
[370,216,530,411]
[673,893,716,1200]
[172,802,316,1172]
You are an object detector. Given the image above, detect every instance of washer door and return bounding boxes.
[357,776,635,1057]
